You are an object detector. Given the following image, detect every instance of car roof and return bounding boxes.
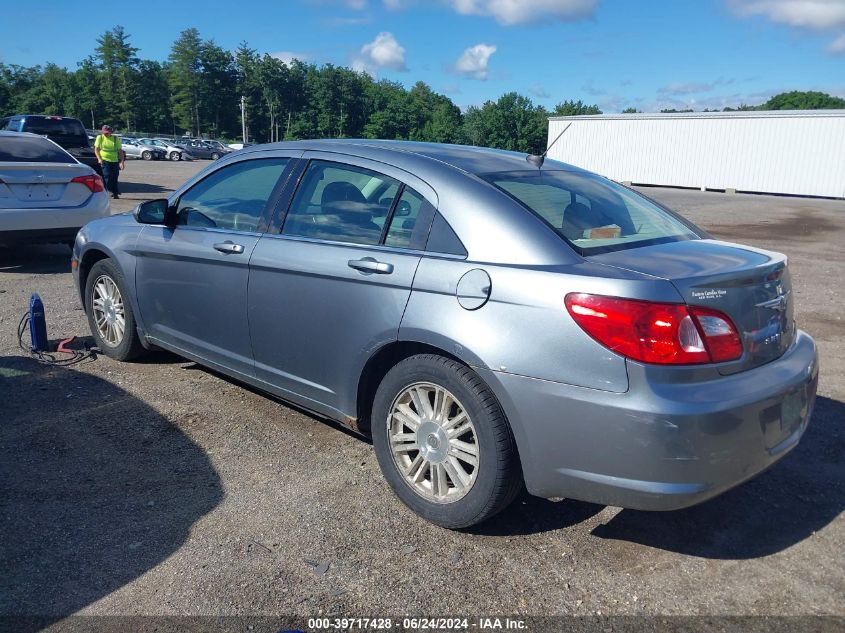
[241,138,585,177]
[0,130,50,138]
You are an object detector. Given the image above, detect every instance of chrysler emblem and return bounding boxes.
[756,294,789,312]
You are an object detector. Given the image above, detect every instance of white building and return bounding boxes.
[546,110,845,199]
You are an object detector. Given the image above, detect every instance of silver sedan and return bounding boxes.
[137,138,193,161]
[119,138,165,161]
[0,131,110,246]
[71,140,818,528]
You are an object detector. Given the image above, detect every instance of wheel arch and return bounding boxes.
[77,247,113,307]
[78,244,153,349]
[356,341,465,436]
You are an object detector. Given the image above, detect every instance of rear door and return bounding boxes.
[247,153,437,417]
[135,153,297,377]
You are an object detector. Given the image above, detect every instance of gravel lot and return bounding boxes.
[1,158,843,626]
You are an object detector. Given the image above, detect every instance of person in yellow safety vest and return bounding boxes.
[93,124,126,199]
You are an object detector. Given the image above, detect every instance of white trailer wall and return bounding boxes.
[546,110,845,198]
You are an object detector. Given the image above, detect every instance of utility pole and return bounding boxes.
[286,111,291,140]
[240,95,247,143]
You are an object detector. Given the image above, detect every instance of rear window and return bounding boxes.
[21,117,87,138]
[0,135,76,163]
[481,170,700,255]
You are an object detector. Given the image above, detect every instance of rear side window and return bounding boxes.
[482,170,700,255]
[176,158,290,232]
[282,161,400,246]
[21,117,87,138]
[0,136,75,163]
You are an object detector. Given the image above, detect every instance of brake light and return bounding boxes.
[70,174,104,193]
[564,293,742,365]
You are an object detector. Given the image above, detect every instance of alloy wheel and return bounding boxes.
[91,275,126,347]
[387,382,479,504]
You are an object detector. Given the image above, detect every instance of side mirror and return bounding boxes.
[134,199,176,226]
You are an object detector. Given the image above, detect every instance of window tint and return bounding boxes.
[482,170,699,255]
[21,117,87,138]
[176,158,289,232]
[282,160,399,246]
[426,213,466,256]
[385,187,426,249]
[0,135,75,163]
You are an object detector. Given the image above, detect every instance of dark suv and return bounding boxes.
[0,115,102,176]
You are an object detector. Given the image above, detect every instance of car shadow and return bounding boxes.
[590,395,844,559]
[0,244,71,274]
[0,356,223,629]
[117,180,172,196]
[468,494,605,537]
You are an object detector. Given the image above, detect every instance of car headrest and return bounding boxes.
[321,181,367,214]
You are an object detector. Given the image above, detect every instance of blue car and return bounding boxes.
[71,140,818,528]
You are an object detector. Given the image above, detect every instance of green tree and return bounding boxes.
[761,90,845,110]
[552,99,601,116]
[199,41,238,137]
[169,28,203,135]
[95,26,139,130]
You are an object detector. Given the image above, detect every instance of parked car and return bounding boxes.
[71,140,818,528]
[137,138,192,161]
[0,131,109,246]
[203,139,234,155]
[1,115,102,177]
[120,137,166,161]
[173,139,224,160]
[227,142,254,151]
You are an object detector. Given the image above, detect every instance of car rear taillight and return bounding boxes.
[70,174,104,193]
[564,293,742,365]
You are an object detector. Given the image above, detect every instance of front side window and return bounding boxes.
[282,161,401,246]
[176,158,289,232]
[481,170,700,255]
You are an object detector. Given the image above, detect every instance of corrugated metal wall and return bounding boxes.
[546,111,845,198]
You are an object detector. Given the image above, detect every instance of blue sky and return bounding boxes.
[1,0,843,112]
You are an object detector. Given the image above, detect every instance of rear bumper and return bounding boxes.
[478,330,818,510]
[0,195,110,242]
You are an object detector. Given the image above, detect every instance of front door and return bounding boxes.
[135,156,293,377]
[247,154,437,418]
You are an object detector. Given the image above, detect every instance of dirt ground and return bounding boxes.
[1,158,843,628]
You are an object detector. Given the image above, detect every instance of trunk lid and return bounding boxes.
[0,163,94,208]
[589,239,795,374]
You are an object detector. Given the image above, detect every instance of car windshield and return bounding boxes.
[0,135,76,163]
[481,170,700,255]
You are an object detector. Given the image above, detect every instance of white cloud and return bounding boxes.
[827,32,845,53]
[659,82,718,95]
[529,83,551,99]
[730,0,845,55]
[453,43,497,80]
[352,32,408,74]
[270,51,311,65]
[449,0,598,25]
[729,0,845,29]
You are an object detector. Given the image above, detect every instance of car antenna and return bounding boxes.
[526,122,572,168]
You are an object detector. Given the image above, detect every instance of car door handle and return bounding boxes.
[348,257,394,274]
[213,241,245,255]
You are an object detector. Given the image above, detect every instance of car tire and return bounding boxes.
[211,152,220,160]
[371,354,522,528]
[84,259,146,362]
[141,150,151,160]
[170,151,181,161]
